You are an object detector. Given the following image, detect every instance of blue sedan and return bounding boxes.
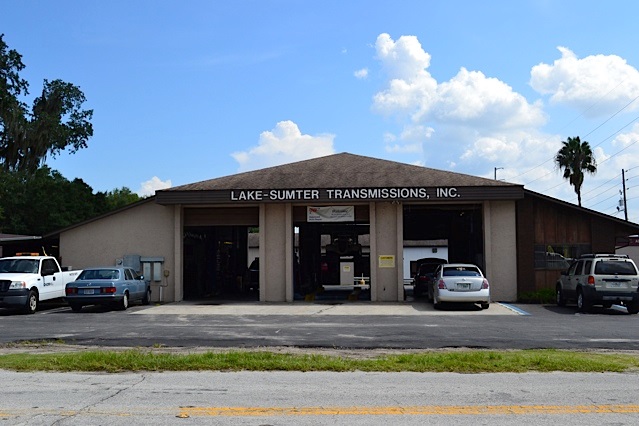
[65,267,151,312]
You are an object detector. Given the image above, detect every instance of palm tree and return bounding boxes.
[555,136,597,207]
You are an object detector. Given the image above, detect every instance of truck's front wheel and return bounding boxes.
[23,290,38,314]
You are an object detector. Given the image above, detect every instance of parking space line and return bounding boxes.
[497,303,531,315]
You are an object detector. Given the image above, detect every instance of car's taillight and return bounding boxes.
[482,279,489,289]
[587,275,595,285]
[102,287,117,294]
[65,288,77,295]
[437,279,446,289]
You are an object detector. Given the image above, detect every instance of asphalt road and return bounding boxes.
[1,370,638,425]
[1,300,638,351]
[2,300,639,426]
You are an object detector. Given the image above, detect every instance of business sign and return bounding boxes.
[155,184,524,205]
[229,187,461,202]
[307,206,355,222]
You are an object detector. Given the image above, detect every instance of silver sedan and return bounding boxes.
[430,263,490,309]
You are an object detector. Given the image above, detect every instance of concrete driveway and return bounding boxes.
[135,301,526,316]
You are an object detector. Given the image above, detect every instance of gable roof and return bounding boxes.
[156,153,523,205]
[165,152,517,191]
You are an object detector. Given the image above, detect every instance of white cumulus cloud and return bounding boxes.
[530,47,639,116]
[370,32,548,182]
[354,68,368,79]
[366,32,639,215]
[231,120,336,172]
[373,33,545,130]
[138,176,172,197]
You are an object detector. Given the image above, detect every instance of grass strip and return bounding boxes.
[1,349,638,373]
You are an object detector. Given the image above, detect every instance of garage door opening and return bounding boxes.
[403,205,484,296]
[294,206,371,301]
[183,226,257,301]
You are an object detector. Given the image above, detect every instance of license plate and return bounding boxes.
[457,282,471,290]
[82,289,95,295]
[607,282,624,288]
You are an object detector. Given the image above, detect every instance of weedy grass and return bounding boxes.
[0,349,638,373]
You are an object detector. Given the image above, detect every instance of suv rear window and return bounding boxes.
[594,260,637,275]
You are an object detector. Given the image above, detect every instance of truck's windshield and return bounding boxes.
[0,259,39,274]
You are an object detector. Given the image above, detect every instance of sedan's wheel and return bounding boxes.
[142,288,151,305]
[480,302,490,310]
[577,289,591,313]
[556,286,566,306]
[70,304,82,312]
[23,290,38,314]
[119,292,129,311]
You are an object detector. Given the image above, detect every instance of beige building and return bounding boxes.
[55,153,639,304]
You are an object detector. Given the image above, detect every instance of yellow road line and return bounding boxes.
[179,404,639,417]
[3,404,639,419]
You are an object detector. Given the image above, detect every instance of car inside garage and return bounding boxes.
[403,204,485,270]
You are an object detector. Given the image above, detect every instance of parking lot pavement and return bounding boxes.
[134,301,524,316]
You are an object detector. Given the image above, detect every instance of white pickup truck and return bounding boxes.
[0,256,82,314]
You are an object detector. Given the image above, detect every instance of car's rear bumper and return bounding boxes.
[65,295,123,306]
[0,289,29,308]
[437,289,490,303]
[582,287,639,304]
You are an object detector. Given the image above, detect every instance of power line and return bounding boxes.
[512,81,638,182]
[581,172,621,197]
[542,136,639,199]
[587,191,619,208]
[524,116,639,189]
[582,94,639,140]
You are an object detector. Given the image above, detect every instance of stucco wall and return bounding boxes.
[59,200,176,302]
[370,202,403,301]
[260,203,289,302]
[484,200,517,302]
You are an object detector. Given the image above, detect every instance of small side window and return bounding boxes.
[584,261,592,275]
[124,269,134,280]
[568,261,580,276]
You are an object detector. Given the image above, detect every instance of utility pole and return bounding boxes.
[494,167,503,180]
[622,169,628,221]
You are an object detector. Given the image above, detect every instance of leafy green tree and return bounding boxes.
[0,167,106,235]
[555,136,597,207]
[0,34,93,173]
[105,187,141,210]
[0,167,143,235]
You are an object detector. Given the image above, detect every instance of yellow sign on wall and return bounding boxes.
[378,255,395,268]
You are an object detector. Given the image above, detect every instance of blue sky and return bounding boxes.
[3,1,639,221]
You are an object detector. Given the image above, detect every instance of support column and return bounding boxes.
[396,202,404,301]
[173,205,183,302]
[369,202,377,302]
[285,204,293,302]
[483,200,518,301]
[370,201,401,301]
[259,203,288,302]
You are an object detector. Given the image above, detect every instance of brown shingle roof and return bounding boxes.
[165,152,516,191]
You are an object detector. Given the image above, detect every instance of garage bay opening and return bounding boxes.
[403,205,484,299]
[182,207,259,301]
[294,205,371,301]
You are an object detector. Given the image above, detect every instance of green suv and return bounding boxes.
[556,254,639,314]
